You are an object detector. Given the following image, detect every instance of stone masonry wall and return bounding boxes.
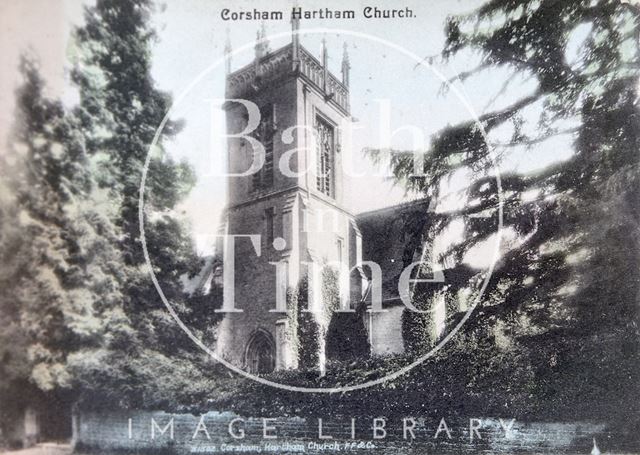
[74,409,620,454]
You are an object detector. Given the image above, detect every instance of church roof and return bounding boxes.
[356,198,432,305]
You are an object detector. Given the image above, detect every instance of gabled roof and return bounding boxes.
[356,198,432,305]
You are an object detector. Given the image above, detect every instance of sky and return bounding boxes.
[148,0,493,254]
[0,0,579,258]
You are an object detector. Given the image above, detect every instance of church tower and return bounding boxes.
[216,24,364,374]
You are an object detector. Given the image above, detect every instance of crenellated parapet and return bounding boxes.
[226,44,350,115]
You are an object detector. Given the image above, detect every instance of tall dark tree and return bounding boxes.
[65,0,221,405]
[378,0,640,420]
[0,0,223,412]
[0,56,128,417]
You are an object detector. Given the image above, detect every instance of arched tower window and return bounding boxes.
[315,116,335,197]
[252,105,275,191]
[245,329,275,374]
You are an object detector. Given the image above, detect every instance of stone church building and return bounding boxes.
[211,22,442,375]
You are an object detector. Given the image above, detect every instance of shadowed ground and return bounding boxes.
[2,443,71,455]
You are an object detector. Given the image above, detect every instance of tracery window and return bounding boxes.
[252,105,275,190]
[315,116,334,197]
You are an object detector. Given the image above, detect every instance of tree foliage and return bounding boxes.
[378,0,640,421]
[0,0,221,410]
[0,57,125,396]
